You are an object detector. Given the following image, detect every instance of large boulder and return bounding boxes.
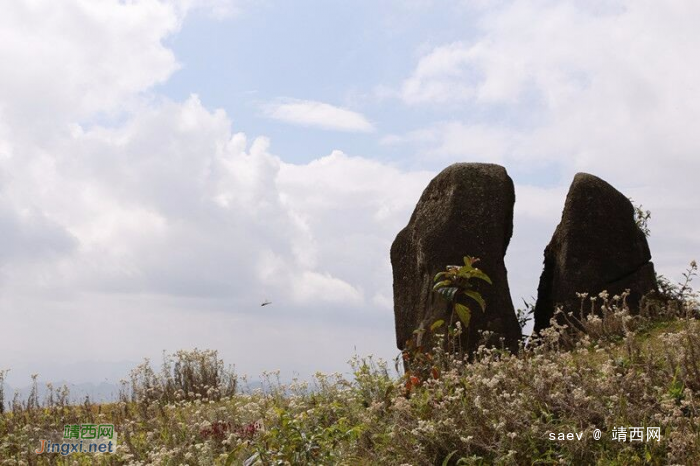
[391,163,522,354]
[533,173,657,333]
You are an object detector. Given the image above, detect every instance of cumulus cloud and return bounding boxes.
[263,99,375,132]
[0,1,180,130]
[400,42,479,105]
[0,203,77,265]
[0,0,426,384]
[397,1,700,170]
[4,94,425,307]
[0,0,241,134]
[1,96,430,382]
[1,92,429,383]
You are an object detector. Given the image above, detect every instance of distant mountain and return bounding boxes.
[2,380,121,410]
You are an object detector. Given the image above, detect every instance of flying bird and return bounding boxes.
[261,299,272,307]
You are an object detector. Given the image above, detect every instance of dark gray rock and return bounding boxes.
[533,173,657,332]
[391,163,522,354]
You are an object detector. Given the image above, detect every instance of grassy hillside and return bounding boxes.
[1,276,699,465]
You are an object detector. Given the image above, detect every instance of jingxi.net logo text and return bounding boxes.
[35,424,117,456]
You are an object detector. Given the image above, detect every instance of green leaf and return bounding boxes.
[430,319,445,331]
[436,286,459,302]
[442,450,458,466]
[470,269,493,284]
[434,271,448,281]
[461,257,475,271]
[463,290,486,311]
[226,445,249,466]
[432,279,453,291]
[454,303,471,327]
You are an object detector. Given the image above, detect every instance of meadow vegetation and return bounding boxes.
[0,262,699,465]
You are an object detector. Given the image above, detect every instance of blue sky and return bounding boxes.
[158,1,563,183]
[158,1,482,166]
[1,0,699,387]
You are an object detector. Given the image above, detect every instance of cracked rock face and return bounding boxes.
[533,173,657,333]
[391,163,522,354]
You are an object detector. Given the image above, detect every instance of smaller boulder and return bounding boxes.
[533,173,657,332]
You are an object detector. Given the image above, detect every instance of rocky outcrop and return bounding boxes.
[533,173,657,332]
[391,163,522,354]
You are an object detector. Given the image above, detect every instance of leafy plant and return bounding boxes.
[433,256,492,329]
[516,297,536,330]
[630,197,651,237]
[400,256,492,393]
[656,260,699,316]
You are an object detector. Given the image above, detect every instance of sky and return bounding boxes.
[1,0,699,387]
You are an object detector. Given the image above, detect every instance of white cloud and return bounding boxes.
[400,42,478,105]
[264,99,375,132]
[0,1,180,130]
[397,2,606,107]
[382,122,513,163]
[0,1,421,383]
[292,271,364,305]
[0,91,429,382]
[175,0,242,19]
[0,0,239,134]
